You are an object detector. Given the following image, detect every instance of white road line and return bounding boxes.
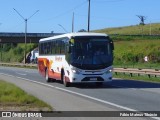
[15,72,27,76]
[0,72,160,120]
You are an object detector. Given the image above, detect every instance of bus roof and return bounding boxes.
[39,32,108,42]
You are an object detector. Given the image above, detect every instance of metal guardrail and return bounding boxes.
[0,63,160,78]
[0,63,37,68]
[114,68,160,78]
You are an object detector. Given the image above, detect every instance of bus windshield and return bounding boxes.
[70,36,113,70]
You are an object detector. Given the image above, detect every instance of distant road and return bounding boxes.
[0,66,160,120]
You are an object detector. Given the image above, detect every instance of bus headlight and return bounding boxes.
[71,68,82,74]
[105,69,112,74]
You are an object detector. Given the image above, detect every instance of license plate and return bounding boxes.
[90,78,97,81]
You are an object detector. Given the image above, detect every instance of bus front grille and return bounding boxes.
[81,77,104,82]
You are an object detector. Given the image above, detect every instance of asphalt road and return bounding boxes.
[0,66,160,120]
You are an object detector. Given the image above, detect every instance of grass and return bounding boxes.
[113,72,160,83]
[94,23,160,69]
[113,39,160,66]
[0,80,52,111]
[95,23,160,35]
[113,63,160,70]
[0,43,38,63]
[113,39,160,82]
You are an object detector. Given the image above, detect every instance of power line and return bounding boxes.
[13,8,39,64]
[88,0,91,32]
[58,24,68,33]
[43,1,87,22]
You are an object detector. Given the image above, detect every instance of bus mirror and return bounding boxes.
[67,46,71,53]
[110,42,114,50]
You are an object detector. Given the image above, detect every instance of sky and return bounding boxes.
[0,0,160,33]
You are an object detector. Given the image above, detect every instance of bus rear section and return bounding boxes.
[38,32,114,87]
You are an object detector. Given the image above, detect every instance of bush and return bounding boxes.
[13,46,23,55]
[0,43,38,63]
[114,39,160,65]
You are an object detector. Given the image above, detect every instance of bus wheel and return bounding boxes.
[45,68,51,82]
[61,73,70,87]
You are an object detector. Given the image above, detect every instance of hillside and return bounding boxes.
[95,23,160,35]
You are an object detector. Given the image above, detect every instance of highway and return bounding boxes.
[0,66,160,120]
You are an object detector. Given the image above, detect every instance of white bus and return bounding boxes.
[30,49,39,63]
[38,32,114,87]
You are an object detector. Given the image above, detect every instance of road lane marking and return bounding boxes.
[0,72,160,120]
[15,72,27,76]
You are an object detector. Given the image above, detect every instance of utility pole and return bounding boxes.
[0,23,2,61]
[88,0,91,32]
[13,8,39,64]
[0,23,2,31]
[150,21,152,35]
[72,12,74,33]
[0,22,1,56]
[137,15,146,25]
[137,15,146,37]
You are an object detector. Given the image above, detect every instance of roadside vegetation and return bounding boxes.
[95,23,160,69]
[0,43,37,63]
[0,80,52,111]
[95,23,160,35]
[113,73,160,83]
[113,39,160,69]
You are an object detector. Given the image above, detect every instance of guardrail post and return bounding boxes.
[148,74,151,78]
[113,68,160,79]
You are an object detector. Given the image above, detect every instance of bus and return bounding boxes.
[30,49,39,64]
[38,32,114,87]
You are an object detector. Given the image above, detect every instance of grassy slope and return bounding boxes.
[95,23,160,35]
[0,80,52,111]
[113,39,160,68]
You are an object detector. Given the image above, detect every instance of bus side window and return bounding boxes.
[110,41,114,50]
[59,40,62,54]
[57,40,61,54]
[51,41,55,54]
[55,41,57,54]
[39,43,41,55]
[44,43,47,54]
[61,40,65,54]
[41,43,44,54]
[48,42,51,54]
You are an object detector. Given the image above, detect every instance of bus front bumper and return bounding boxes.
[70,72,112,83]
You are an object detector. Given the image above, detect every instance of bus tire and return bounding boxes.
[61,71,70,87]
[45,68,51,82]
